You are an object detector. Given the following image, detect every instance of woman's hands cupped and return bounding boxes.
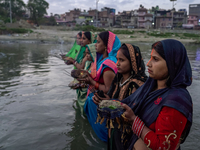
[92,93,110,105]
[77,72,93,85]
[121,103,136,124]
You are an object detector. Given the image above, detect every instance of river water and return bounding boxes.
[0,42,200,150]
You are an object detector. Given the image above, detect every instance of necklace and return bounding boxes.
[119,75,132,87]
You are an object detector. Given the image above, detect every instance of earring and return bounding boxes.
[105,47,107,52]
[131,71,133,75]
[166,76,170,81]
[166,76,170,85]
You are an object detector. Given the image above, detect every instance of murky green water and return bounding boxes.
[0,42,200,150]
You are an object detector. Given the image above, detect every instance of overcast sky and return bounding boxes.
[23,0,199,15]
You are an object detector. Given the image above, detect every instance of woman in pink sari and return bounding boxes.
[80,31,121,141]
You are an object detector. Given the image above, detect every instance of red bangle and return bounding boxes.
[132,116,145,137]
[95,82,99,89]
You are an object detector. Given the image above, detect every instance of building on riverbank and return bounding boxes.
[115,10,138,28]
[154,9,187,29]
[189,4,200,26]
[137,6,153,28]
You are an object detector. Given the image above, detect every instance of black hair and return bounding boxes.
[98,31,109,47]
[77,32,82,37]
[120,44,131,64]
[152,41,165,60]
[83,31,91,42]
[119,44,134,74]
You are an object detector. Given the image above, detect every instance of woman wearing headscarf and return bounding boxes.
[92,43,148,149]
[64,31,82,59]
[76,43,96,115]
[78,31,121,142]
[108,44,147,100]
[119,39,192,150]
[65,31,96,68]
[68,32,97,106]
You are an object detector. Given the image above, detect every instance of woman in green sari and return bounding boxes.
[66,31,96,68]
[64,32,82,59]
[66,32,96,114]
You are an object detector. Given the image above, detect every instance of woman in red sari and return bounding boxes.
[119,39,192,150]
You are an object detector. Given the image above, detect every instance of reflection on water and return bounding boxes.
[0,42,200,150]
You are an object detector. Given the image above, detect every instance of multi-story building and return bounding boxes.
[137,7,153,28]
[154,9,187,28]
[117,10,138,28]
[65,8,81,22]
[130,10,138,28]
[189,4,200,25]
[88,9,99,26]
[98,7,115,27]
[187,15,198,25]
[173,9,187,27]
[115,13,122,27]
[119,11,131,28]
[75,12,93,25]
[155,10,172,28]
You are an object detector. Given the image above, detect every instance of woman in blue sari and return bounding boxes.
[79,31,121,142]
[118,39,192,150]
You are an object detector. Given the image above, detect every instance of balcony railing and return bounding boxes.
[187,18,197,21]
[121,18,131,21]
[138,13,146,17]
[174,16,184,19]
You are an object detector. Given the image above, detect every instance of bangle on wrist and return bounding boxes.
[132,116,145,137]
[95,82,100,89]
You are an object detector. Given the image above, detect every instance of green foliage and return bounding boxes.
[147,31,200,40]
[38,16,56,25]
[0,27,33,34]
[0,0,26,22]
[112,30,134,34]
[147,31,174,37]
[183,33,200,38]
[130,35,136,38]
[27,0,49,25]
[0,21,5,28]
[73,25,105,32]
[137,30,146,33]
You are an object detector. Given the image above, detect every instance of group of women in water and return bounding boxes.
[62,30,193,150]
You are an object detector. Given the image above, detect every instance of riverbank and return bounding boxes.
[0,27,199,44]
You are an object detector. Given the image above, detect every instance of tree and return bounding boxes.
[151,5,159,13]
[27,0,49,25]
[0,0,26,22]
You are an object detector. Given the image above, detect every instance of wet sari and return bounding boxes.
[65,41,81,59]
[76,43,96,115]
[107,44,147,149]
[75,32,97,65]
[84,31,121,142]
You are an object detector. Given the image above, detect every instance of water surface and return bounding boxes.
[0,42,200,149]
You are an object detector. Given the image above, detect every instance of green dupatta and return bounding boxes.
[76,43,96,115]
